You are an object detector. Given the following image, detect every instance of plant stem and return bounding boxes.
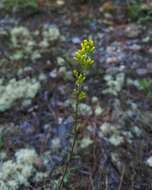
[58,89,79,190]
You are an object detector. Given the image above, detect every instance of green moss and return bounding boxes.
[2,0,38,11]
[127,2,152,23]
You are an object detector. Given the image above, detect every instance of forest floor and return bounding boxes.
[0,2,152,190]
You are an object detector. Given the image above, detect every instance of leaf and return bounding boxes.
[138,79,151,95]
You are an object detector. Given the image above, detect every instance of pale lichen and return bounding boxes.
[9,25,60,61]
[103,73,125,96]
[0,148,47,190]
[0,77,40,112]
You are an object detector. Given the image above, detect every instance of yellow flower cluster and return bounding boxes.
[72,38,95,101]
[73,69,86,86]
[74,38,95,67]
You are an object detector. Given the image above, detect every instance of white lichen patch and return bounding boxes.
[42,25,60,43]
[10,27,31,47]
[15,149,38,165]
[103,73,125,96]
[0,77,40,112]
[9,25,60,61]
[0,148,47,190]
[99,122,116,136]
[79,103,92,116]
[109,134,124,146]
[80,137,93,149]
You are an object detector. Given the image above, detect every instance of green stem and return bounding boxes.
[58,89,80,190]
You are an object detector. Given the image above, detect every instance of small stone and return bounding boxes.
[60,35,66,42]
[44,124,51,131]
[142,36,150,43]
[0,29,8,38]
[58,66,66,76]
[80,137,93,149]
[57,57,65,66]
[109,134,124,146]
[104,13,113,20]
[111,153,122,173]
[51,138,61,150]
[87,125,95,133]
[56,0,64,6]
[17,68,24,76]
[129,44,141,51]
[122,131,133,141]
[46,60,52,65]
[147,63,152,71]
[0,151,7,160]
[64,99,72,107]
[148,48,152,54]
[141,111,152,130]
[119,65,126,72]
[131,126,141,137]
[72,37,81,44]
[91,96,98,104]
[127,78,140,87]
[83,86,88,91]
[131,62,138,69]
[106,57,118,64]
[23,67,33,72]
[146,156,152,167]
[100,122,115,136]
[39,73,47,81]
[97,33,104,40]
[94,105,103,116]
[22,99,32,107]
[136,68,147,76]
[49,69,57,78]
[58,117,63,124]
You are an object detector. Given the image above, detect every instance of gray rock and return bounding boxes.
[49,69,57,78]
[129,44,141,51]
[72,37,81,44]
[136,68,148,76]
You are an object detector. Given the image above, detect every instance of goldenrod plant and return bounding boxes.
[58,38,95,190]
